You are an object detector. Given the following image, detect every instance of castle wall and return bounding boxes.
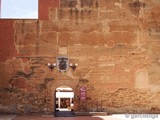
[0,0,160,114]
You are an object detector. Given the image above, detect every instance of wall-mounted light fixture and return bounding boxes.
[47,56,78,72]
[69,63,78,71]
[47,63,56,71]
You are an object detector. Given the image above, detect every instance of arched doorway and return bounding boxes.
[55,86,75,117]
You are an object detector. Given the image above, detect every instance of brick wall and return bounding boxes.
[0,0,160,114]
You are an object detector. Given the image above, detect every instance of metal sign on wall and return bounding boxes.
[56,56,69,72]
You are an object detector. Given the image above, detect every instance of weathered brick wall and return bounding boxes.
[0,0,160,114]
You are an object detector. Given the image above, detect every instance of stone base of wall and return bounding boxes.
[1,87,160,114]
[0,88,52,114]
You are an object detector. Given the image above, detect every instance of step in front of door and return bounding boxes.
[54,111,75,117]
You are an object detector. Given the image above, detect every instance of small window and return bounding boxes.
[1,0,38,19]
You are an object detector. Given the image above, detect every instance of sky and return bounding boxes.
[1,0,38,19]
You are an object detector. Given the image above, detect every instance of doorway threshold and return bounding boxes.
[54,111,75,117]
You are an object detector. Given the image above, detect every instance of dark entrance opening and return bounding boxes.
[54,86,75,117]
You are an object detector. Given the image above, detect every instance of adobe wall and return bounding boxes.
[0,0,160,114]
